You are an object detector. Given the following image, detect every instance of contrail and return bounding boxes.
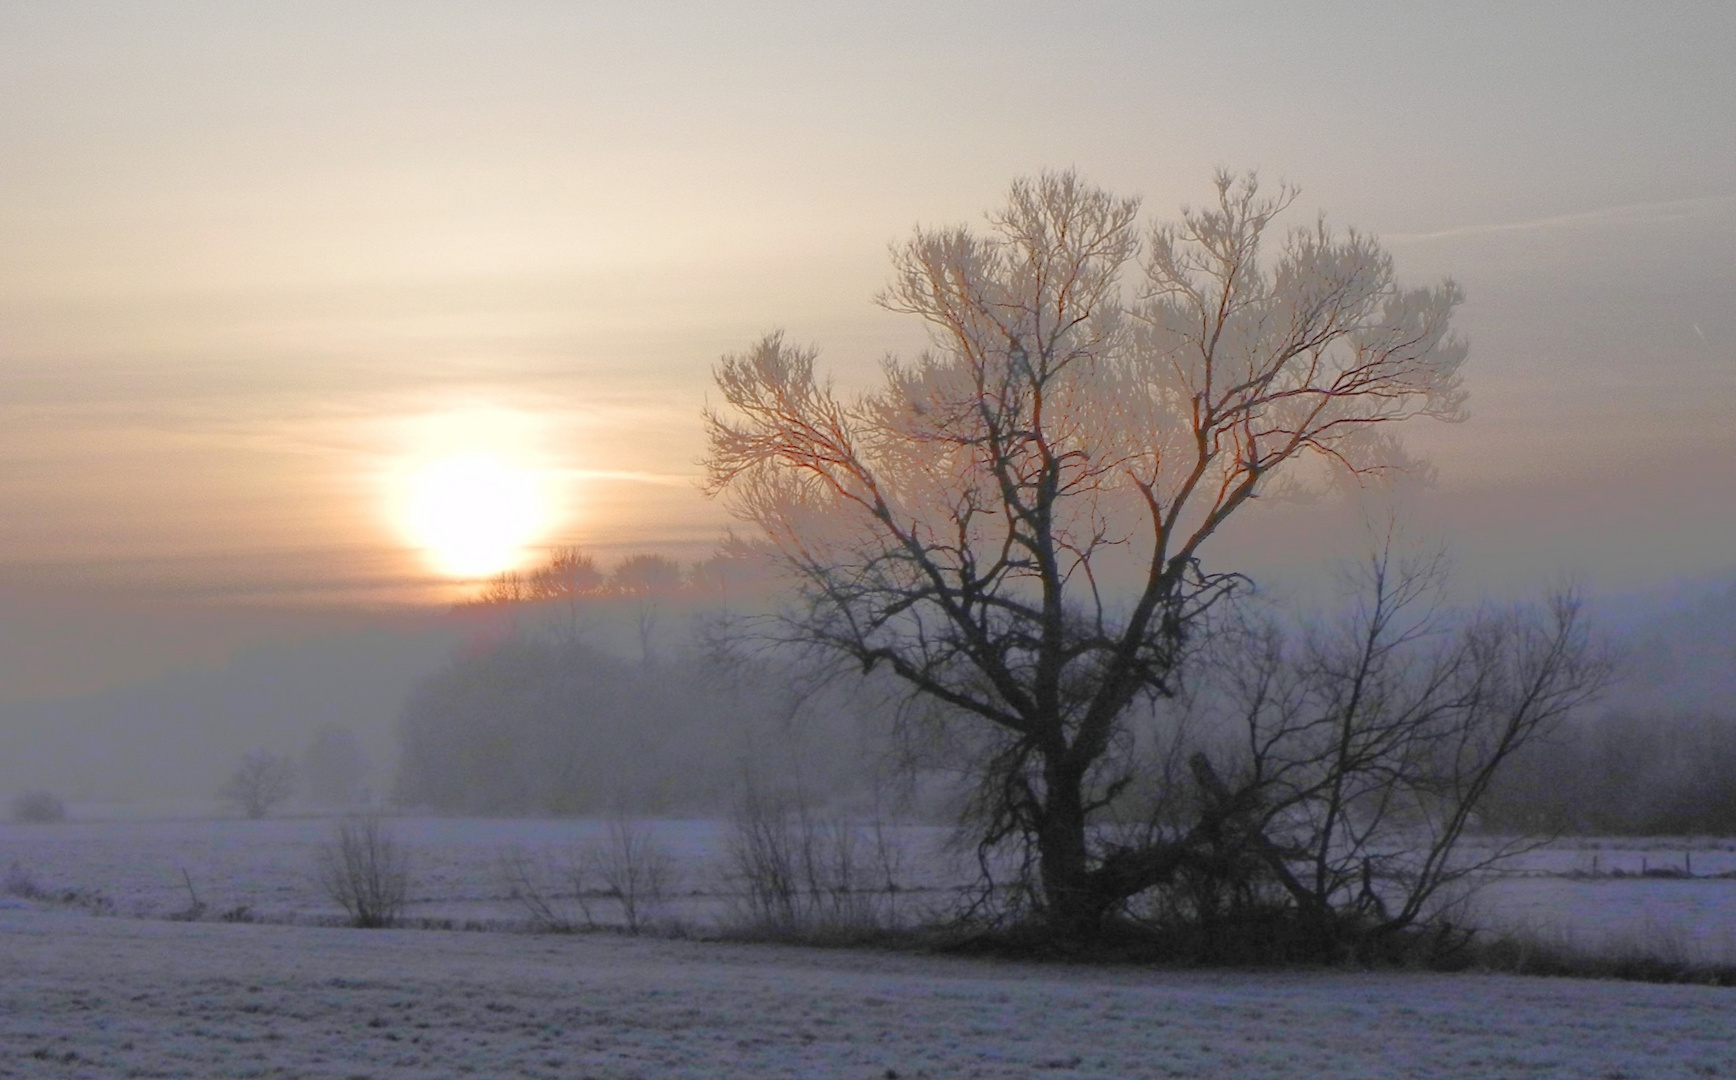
[1387,194,1736,244]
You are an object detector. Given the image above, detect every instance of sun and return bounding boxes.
[402,452,549,578]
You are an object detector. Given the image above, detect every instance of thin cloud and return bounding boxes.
[1388,194,1736,244]
[568,468,695,487]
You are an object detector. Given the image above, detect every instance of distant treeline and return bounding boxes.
[405,548,1736,836]
[398,610,1736,834]
[395,632,729,814]
[395,570,890,815]
[1479,710,1736,835]
[459,544,775,609]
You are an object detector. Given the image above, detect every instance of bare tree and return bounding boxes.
[220,750,296,820]
[500,844,599,933]
[473,568,535,606]
[472,546,607,639]
[10,790,67,824]
[611,553,684,663]
[1171,539,1613,958]
[535,546,608,597]
[704,170,1469,937]
[534,546,607,639]
[499,816,673,935]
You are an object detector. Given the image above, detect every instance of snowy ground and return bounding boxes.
[8,815,1736,959]
[4,906,1736,1079]
[0,815,964,929]
[5,816,1736,1077]
[1453,837,1736,964]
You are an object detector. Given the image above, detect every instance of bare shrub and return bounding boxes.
[10,790,66,824]
[1,863,112,914]
[220,751,296,819]
[725,785,907,938]
[316,815,411,928]
[591,815,674,934]
[500,846,596,933]
[3,862,46,900]
[1144,540,1614,962]
[502,816,674,935]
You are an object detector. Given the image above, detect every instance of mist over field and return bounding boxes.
[0,563,1729,829]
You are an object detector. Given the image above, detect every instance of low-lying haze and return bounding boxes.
[0,4,1730,789]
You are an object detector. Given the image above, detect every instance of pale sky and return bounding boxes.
[1,2,1732,690]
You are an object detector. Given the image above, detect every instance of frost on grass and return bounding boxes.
[2,908,1735,1080]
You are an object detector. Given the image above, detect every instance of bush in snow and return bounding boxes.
[316,815,411,928]
[501,814,675,935]
[10,791,67,824]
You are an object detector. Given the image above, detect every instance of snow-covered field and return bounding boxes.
[3,816,744,924]
[5,815,1736,1077]
[5,906,1736,1079]
[1450,836,1736,965]
[7,815,1736,959]
[0,815,964,929]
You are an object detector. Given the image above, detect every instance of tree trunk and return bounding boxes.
[1036,758,1099,938]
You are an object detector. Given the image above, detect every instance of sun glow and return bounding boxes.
[402,452,549,578]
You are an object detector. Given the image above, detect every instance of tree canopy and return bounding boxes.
[703,170,1516,939]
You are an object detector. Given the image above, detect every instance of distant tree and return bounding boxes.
[1479,708,1736,836]
[686,535,780,605]
[394,637,649,814]
[611,554,685,662]
[10,790,67,824]
[470,546,611,639]
[471,569,530,605]
[609,553,683,595]
[475,546,607,605]
[220,750,296,819]
[534,546,608,597]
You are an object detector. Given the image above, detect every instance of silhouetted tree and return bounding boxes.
[611,553,684,662]
[1166,539,1611,959]
[220,750,296,819]
[704,170,1473,937]
[10,790,67,824]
